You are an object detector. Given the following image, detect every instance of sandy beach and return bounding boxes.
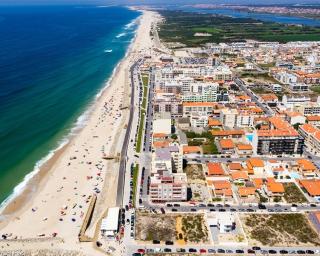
[0,9,159,255]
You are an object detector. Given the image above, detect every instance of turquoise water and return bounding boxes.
[290,172,301,179]
[246,134,253,142]
[0,6,140,206]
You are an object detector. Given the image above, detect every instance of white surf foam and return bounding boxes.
[115,32,126,38]
[0,10,143,216]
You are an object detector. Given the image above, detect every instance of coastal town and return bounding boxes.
[1,5,320,256]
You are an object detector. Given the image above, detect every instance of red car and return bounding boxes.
[137,249,145,254]
[200,249,207,254]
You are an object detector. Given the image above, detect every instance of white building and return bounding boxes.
[282,95,311,108]
[153,112,172,135]
[182,83,219,102]
[272,84,282,93]
[190,113,208,128]
[207,213,236,233]
[220,108,237,128]
[101,207,120,239]
[289,83,309,92]
[274,72,297,84]
[220,108,254,128]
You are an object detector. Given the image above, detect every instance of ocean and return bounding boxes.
[0,6,140,207]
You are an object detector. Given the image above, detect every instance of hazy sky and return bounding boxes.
[0,0,319,5]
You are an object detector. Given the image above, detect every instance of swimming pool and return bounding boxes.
[246,134,253,142]
[290,172,301,179]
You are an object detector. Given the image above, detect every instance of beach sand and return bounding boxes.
[0,10,159,255]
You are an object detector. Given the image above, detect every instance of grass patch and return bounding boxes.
[243,214,320,246]
[135,75,149,153]
[241,72,279,84]
[311,85,320,94]
[185,131,219,154]
[284,183,307,203]
[202,143,219,154]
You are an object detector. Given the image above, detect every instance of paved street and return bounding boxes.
[234,77,273,116]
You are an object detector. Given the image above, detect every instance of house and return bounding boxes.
[238,187,256,198]
[231,171,249,182]
[299,179,320,199]
[207,163,226,176]
[260,94,278,107]
[252,178,264,190]
[228,163,242,171]
[246,158,265,176]
[265,178,285,197]
[207,180,233,199]
[296,159,318,178]
[207,213,236,233]
[218,139,235,154]
[236,143,253,156]
[208,118,222,128]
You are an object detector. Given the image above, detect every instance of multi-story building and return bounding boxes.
[190,113,209,128]
[152,145,183,173]
[182,83,218,102]
[220,108,254,128]
[252,117,304,155]
[282,95,311,108]
[299,123,320,156]
[153,93,183,117]
[293,102,320,116]
[289,83,309,92]
[182,102,217,117]
[149,173,188,202]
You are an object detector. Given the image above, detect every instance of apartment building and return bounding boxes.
[282,95,311,108]
[149,173,188,202]
[293,102,320,116]
[299,123,320,156]
[252,117,304,155]
[220,108,254,128]
[153,93,183,117]
[182,83,218,102]
[182,102,217,117]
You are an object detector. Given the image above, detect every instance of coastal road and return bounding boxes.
[116,58,143,206]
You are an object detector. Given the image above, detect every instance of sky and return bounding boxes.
[0,0,319,5]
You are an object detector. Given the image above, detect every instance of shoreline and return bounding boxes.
[0,10,142,227]
[0,10,158,255]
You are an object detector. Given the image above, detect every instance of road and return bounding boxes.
[234,77,273,116]
[127,243,320,255]
[116,58,143,206]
